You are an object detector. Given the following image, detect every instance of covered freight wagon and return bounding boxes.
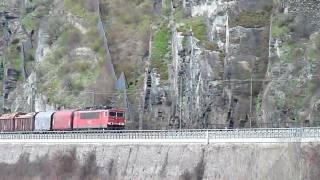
[14,112,37,131]
[34,111,55,131]
[52,110,75,130]
[0,113,25,132]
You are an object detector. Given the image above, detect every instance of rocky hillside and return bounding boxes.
[1,0,320,129]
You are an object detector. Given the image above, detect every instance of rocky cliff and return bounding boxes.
[142,0,320,129]
[1,0,320,129]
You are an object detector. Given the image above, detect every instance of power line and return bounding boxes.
[209,76,320,83]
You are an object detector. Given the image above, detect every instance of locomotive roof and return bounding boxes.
[76,109,125,113]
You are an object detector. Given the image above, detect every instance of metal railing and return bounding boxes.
[0,128,320,140]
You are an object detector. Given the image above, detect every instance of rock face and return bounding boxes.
[142,0,320,129]
[0,142,319,179]
[260,0,320,127]
[143,0,272,128]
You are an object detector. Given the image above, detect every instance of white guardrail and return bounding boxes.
[0,128,320,140]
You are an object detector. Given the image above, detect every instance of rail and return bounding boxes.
[0,128,320,140]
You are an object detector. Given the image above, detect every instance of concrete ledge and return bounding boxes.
[0,138,320,144]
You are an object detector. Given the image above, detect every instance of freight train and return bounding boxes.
[0,108,126,132]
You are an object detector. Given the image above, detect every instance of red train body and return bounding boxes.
[52,110,75,130]
[0,108,125,132]
[73,109,125,130]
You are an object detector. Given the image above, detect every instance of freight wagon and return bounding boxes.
[0,113,25,132]
[15,112,37,131]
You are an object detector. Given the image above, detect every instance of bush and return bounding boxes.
[276,14,294,27]
[59,26,82,49]
[74,61,91,72]
[177,16,207,42]
[203,41,219,51]
[64,0,87,17]
[151,27,171,80]
[47,17,65,45]
[288,15,313,38]
[22,14,39,32]
[91,38,104,53]
[11,39,20,44]
[232,10,270,28]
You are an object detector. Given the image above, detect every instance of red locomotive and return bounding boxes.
[0,108,126,132]
[73,109,125,130]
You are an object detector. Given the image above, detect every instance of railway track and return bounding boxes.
[0,127,320,141]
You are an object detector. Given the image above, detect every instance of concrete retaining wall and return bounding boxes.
[0,142,319,179]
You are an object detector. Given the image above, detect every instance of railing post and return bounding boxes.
[206,130,209,145]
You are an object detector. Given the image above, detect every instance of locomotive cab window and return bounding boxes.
[109,112,116,117]
[80,112,100,119]
[117,112,124,117]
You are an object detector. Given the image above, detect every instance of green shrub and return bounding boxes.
[11,39,20,44]
[151,27,171,80]
[231,10,270,28]
[74,61,91,72]
[203,41,219,51]
[177,16,207,42]
[91,38,104,53]
[271,14,294,37]
[64,0,87,17]
[275,14,294,27]
[22,14,39,32]
[59,26,82,49]
[31,6,50,17]
[271,24,289,37]
[47,17,65,45]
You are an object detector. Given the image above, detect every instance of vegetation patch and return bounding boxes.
[5,44,22,71]
[64,0,87,17]
[282,41,305,62]
[151,26,171,80]
[176,16,219,51]
[36,20,105,108]
[177,16,207,42]
[47,17,65,45]
[271,14,293,37]
[100,0,153,86]
[38,53,101,107]
[58,25,82,50]
[231,10,270,28]
[21,14,39,32]
[21,1,52,32]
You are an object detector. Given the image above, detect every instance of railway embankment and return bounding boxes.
[0,141,319,179]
